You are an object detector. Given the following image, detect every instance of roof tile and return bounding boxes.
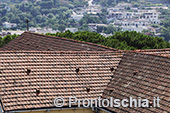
[0,51,123,111]
[102,52,170,112]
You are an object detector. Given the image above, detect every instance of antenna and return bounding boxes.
[26,19,30,31]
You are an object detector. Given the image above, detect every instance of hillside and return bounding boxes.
[0,0,88,31]
[1,0,170,41]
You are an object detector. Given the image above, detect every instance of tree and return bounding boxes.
[1,16,9,22]
[10,17,21,24]
[46,31,170,50]
[47,13,54,18]
[58,25,66,31]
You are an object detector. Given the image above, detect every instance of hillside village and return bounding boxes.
[0,0,170,38]
[70,0,166,36]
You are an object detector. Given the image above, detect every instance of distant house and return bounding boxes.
[1,30,25,36]
[99,33,113,37]
[121,26,148,33]
[86,4,102,14]
[29,27,59,34]
[2,22,17,28]
[140,10,160,22]
[114,19,154,27]
[65,28,78,33]
[70,14,84,22]
[88,23,108,31]
[144,0,162,4]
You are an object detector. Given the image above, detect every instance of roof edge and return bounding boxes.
[5,106,92,113]
[133,50,170,58]
[0,50,123,54]
[24,31,118,51]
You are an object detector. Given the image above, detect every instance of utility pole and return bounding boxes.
[26,19,30,31]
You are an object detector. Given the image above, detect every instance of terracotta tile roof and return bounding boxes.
[135,48,170,57]
[0,51,123,111]
[0,32,117,51]
[102,52,170,113]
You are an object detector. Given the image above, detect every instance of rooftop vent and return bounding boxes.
[26,68,31,75]
[76,67,79,73]
[110,67,114,72]
[133,70,138,75]
[109,90,113,94]
[36,89,40,96]
[86,87,90,93]
[47,48,51,51]
[26,42,31,45]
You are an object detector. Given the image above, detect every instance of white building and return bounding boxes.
[86,5,102,14]
[108,12,138,19]
[114,19,156,27]
[107,9,160,23]
[107,7,125,12]
[113,19,157,33]
[1,30,25,37]
[121,26,148,33]
[65,28,78,33]
[3,22,17,28]
[71,14,84,22]
[99,33,113,37]
[30,27,59,34]
[140,10,160,22]
[88,23,108,31]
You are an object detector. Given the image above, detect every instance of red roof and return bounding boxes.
[102,51,170,112]
[135,48,170,57]
[0,51,123,111]
[0,32,117,51]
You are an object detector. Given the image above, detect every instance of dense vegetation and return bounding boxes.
[46,31,170,50]
[158,8,170,41]
[0,34,18,47]
[1,31,170,50]
[0,0,170,41]
[0,0,88,31]
[93,0,139,7]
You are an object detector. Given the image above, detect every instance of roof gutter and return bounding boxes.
[5,107,93,113]
[96,107,113,113]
